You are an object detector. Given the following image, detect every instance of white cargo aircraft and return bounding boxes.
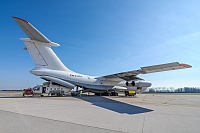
[13,17,192,96]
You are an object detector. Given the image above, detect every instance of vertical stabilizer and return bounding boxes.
[21,38,70,71]
[13,17,71,71]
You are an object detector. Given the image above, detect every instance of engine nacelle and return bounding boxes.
[113,86,127,90]
[126,81,152,87]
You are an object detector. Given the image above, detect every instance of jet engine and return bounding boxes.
[126,80,151,87]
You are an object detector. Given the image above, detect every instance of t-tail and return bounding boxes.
[13,17,71,72]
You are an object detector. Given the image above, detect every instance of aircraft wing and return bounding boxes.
[13,16,51,43]
[97,62,192,81]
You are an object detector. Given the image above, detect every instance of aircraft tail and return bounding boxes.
[13,17,70,71]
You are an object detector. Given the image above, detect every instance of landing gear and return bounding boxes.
[71,92,79,97]
[95,93,101,96]
[110,91,118,96]
[71,86,83,97]
[95,91,118,96]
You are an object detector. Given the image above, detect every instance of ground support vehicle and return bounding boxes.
[33,82,71,97]
[125,90,136,97]
[22,88,34,96]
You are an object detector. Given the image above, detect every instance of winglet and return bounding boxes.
[13,16,51,43]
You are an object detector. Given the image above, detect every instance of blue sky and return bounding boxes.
[1,0,200,89]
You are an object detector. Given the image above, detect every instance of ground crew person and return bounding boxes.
[22,89,25,97]
[80,90,83,97]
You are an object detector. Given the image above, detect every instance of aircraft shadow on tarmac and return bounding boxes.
[0,93,153,115]
[77,96,153,115]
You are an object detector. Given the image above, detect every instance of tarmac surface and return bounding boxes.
[0,91,200,133]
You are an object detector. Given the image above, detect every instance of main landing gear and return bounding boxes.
[71,86,83,96]
[95,91,118,96]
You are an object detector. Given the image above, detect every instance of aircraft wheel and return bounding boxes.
[71,93,77,96]
[95,93,100,96]
[125,91,128,97]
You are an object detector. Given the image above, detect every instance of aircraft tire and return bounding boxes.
[95,93,100,96]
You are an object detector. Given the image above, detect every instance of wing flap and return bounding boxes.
[97,71,144,81]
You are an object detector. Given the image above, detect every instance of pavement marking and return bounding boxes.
[0,99,25,105]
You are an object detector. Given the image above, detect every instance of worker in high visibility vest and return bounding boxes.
[22,89,25,97]
[80,90,83,97]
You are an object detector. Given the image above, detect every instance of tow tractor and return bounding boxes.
[22,88,34,96]
[125,90,136,97]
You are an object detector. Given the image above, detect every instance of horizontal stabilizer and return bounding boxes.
[13,16,51,43]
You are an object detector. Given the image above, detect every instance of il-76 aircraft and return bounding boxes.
[13,17,192,96]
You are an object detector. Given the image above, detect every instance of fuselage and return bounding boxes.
[30,67,139,92]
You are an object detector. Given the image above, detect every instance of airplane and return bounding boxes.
[13,16,192,96]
